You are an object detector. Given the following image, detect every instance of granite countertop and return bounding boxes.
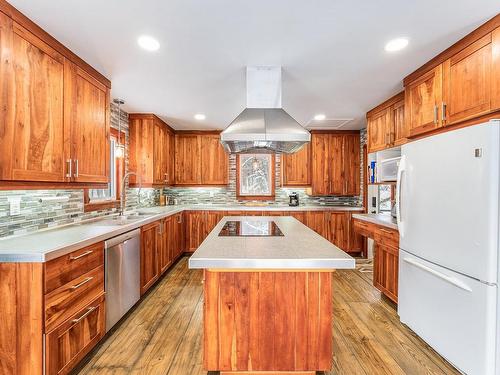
[188,216,355,270]
[0,204,363,263]
[352,213,398,230]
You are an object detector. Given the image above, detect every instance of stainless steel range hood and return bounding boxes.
[220,66,310,154]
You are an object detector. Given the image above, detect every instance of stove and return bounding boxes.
[218,220,284,237]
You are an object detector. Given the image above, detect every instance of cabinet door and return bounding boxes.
[174,213,185,258]
[153,121,165,185]
[205,211,225,236]
[0,19,68,182]
[405,65,443,137]
[392,99,407,146]
[367,108,391,153]
[311,134,330,195]
[306,211,327,238]
[443,34,492,125]
[373,242,399,303]
[201,135,227,185]
[342,134,360,196]
[329,135,344,195]
[66,62,110,183]
[166,130,175,185]
[185,211,205,252]
[45,295,105,375]
[140,222,160,295]
[159,218,170,274]
[327,212,349,251]
[128,116,154,185]
[175,134,201,184]
[493,27,500,111]
[282,143,311,186]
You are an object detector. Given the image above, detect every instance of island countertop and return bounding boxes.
[188,216,355,270]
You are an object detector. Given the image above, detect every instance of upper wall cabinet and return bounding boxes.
[310,132,360,196]
[0,6,111,187]
[175,132,228,186]
[403,18,500,137]
[129,114,175,187]
[281,142,311,186]
[367,91,407,153]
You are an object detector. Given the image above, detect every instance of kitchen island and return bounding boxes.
[189,216,355,375]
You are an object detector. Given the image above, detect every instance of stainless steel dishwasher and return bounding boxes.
[105,228,141,332]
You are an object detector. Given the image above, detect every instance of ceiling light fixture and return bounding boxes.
[194,114,206,120]
[314,114,326,121]
[385,37,409,52]
[137,35,160,51]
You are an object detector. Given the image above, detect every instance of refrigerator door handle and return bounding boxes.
[396,155,406,237]
[403,257,472,292]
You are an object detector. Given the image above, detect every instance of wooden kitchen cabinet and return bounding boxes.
[0,13,111,186]
[159,217,173,274]
[45,295,105,375]
[204,210,225,235]
[306,211,327,237]
[289,211,307,224]
[326,212,349,251]
[140,221,161,295]
[201,135,228,185]
[129,114,175,187]
[175,132,228,186]
[173,212,185,258]
[281,143,311,186]
[353,217,399,303]
[311,132,360,196]
[373,242,399,303]
[185,211,206,252]
[366,91,407,153]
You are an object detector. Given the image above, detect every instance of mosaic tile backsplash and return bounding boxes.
[0,102,365,238]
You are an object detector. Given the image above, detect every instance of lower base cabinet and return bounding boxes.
[140,221,161,295]
[353,218,399,303]
[373,242,399,303]
[45,295,105,375]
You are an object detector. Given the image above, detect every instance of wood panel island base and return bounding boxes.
[189,216,355,375]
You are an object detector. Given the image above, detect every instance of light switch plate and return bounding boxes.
[8,197,21,216]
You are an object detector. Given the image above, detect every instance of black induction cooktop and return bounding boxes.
[219,220,284,237]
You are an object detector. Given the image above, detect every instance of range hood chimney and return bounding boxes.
[220,66,310,154]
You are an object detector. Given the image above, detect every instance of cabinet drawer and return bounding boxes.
[352,219,376,238]
[45,265,104,332]
[374,227,399,249]
[45,242,104,294]
[45,295,105,375]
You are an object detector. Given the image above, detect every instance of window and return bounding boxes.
[88,137,117,201]
[84,128,124,211]
[236,154,275,200]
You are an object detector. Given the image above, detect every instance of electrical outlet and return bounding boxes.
[8,197,21,216]
[209,191,215,198]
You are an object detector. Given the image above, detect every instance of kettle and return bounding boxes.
[289,192,299,207]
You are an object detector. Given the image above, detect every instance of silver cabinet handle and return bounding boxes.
[441,102,447,122]
[164,173,169,183]
[66,159,72,178]
[70,277,93,290]
[434,105,439,125]
[74,159,79,178]
[177,214,182,224]
[70,250,93,260]
[72,306,98,323]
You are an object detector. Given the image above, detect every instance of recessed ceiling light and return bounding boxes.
[137,35,160,51]
[314,114,326,121]
[194,114,206,120]
[385,37,409,52]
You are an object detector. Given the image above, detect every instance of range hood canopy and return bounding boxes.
[220,66,310,154]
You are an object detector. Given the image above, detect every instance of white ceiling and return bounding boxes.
[9,0,499,130]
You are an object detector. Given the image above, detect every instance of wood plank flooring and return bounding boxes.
[76,257,459,375]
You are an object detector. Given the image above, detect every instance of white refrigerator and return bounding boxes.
[397,120,499,375]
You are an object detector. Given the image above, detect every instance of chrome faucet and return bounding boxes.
[120,172,142,216]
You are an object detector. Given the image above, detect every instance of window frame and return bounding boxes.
[236,154,275,201]
[83,128,125,212]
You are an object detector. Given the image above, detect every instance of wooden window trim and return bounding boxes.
[236,154,276,201]
[83,128,125,212]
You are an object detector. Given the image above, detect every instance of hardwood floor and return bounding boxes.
[76,257,459,375]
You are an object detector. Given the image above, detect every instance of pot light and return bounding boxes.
[137,35,160,51]
[314,114,326,121]
[194,114,206,120]
[385,38,409,52]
